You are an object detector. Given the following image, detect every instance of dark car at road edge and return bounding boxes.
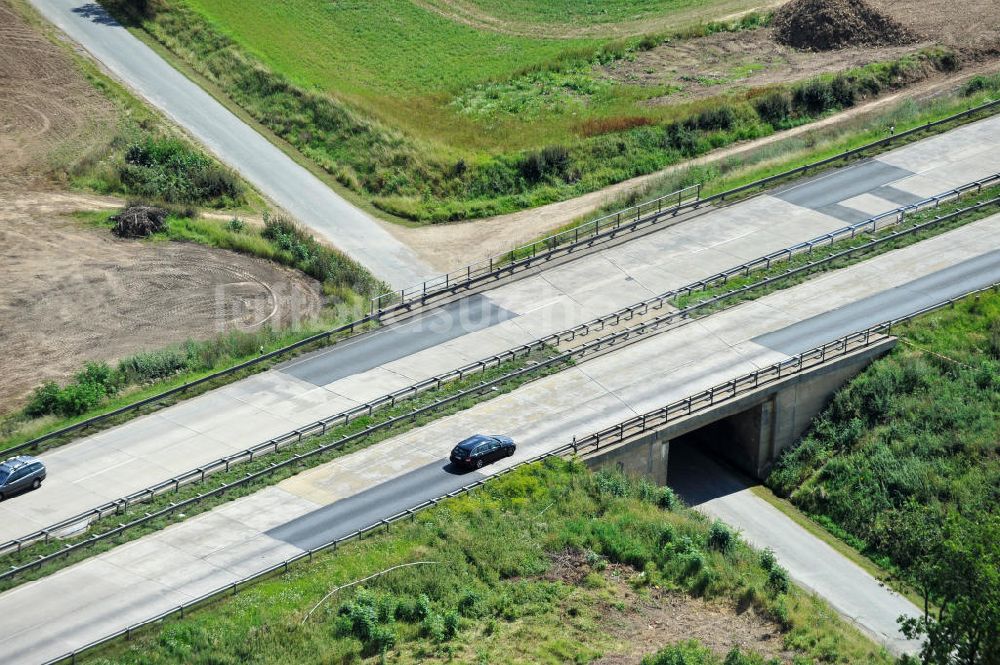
[449,435,515,470]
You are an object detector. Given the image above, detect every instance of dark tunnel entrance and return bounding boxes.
[665,406,766,507]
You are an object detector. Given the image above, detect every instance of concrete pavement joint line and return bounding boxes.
[575,367,640,419]
[5,182,996,565]
[34,322,937,665]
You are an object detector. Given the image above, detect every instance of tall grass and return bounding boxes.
[767,289,1000,589]
[86,459,892,664]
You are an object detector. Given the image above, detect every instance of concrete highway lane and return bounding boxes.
[754,248,1000,354]
[267,463,486,550]
[3,217,999,662]
[278,295,517,386]
[27,0,431,287]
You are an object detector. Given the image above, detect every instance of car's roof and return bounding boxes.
[455,434,493,450]
[0,455,40,471]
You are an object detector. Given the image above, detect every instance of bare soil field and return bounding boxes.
[0,1,116,188]
[603,0,1000,103]
[544,554,793,663]
[870,0,1000,56]
[0,192,322,406]
[0,2,321,408]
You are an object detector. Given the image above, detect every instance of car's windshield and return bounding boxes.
[0,470,9,484]
[457,436,486,451]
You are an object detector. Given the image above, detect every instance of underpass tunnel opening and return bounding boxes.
[666,402,769,506]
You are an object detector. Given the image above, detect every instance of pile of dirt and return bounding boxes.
[773,0,917,51]
[111,205,167,237]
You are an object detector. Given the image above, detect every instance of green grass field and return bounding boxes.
[455,0,744,28]
[113,0,981,222]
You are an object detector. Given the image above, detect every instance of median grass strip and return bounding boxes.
[0,349,566,591]
[82,459,894,665]
[670,185,1000,311]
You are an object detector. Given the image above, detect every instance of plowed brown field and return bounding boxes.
[0,2,321,409]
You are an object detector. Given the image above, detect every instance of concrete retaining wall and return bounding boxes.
[584,338,896,481]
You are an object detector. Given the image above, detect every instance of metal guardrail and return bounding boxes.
[6,178,998,568]
[9,98,998,458]
[373,97,1000,314]
[369,184,703,312]
[40,282,1000,665]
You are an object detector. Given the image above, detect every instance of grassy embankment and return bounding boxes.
[10,0,248,210]
[1,3,392,449]
[536,72,1000,249]
[101,0,965,221]
[766,289,1000,659]
[84,459,893,665]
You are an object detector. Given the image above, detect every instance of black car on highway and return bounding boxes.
[0,455,46,500]
[449,435,515,469]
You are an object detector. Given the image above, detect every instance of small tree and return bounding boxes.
[899,513,999,664]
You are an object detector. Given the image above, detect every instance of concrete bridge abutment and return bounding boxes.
[583,338,896,482]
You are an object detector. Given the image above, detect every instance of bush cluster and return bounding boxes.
[642,640,778,665]
[261,213,385,296]
[24,328,289,419]
[25,363,122,418]
[118,137,243,206]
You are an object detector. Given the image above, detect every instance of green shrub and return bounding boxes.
[657,486,679,510]
[519,145,572,184]
[766,565,789,595]
[640,639,766,665]
[24,382,61,418]
[830,75,856,108]
[693,107,736,131]
[443,609,459,638]
[119,137,243,206]
[56,380,108,417]
[708,520,735,554]
[793,79,834,116]
[753,91,791,126]
[595,470,630,498]
[117,348,188,384]
[421,613,446,642]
